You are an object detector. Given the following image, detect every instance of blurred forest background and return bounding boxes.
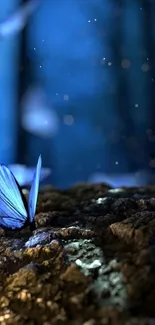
[1,0,155,188]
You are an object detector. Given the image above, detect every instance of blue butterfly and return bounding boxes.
[0,155,42,230]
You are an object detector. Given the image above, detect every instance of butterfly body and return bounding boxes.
[0,155,41,230]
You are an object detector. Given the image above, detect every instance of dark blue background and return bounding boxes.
[1,0,155,188]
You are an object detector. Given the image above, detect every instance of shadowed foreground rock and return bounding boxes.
[0,183,155,324]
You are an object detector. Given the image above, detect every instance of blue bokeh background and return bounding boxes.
[1,0,155,188]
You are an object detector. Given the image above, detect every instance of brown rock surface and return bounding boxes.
[0,183,155,324]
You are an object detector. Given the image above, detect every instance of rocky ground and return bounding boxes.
[0,183,155,325]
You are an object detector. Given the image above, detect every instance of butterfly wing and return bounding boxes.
[0,165,28,229]
[28,155,42,222]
